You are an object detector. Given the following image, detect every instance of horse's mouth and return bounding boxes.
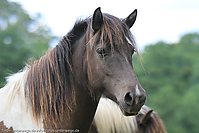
[122,109,138,116]
[123,110,138,116]
[119,104,138,116]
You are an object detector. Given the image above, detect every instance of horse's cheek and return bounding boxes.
[87,62,103,88]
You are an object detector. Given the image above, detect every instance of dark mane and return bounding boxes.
[26,19,88,128]
[67,19,88,45]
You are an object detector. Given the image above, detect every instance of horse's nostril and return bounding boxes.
[124,92,134,106]
[124,92,146,106]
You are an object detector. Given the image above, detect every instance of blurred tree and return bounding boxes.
[133,33,199,133]
[0,0,56,87]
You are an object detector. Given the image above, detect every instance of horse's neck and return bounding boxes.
[68,85,100,132]
[65,40,101,132]
[43,39,100,132]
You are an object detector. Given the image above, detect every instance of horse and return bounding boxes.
[0,7,146,133]
[89,97,167,133]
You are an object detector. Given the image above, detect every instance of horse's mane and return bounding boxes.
[26,19,88,128]
[93,97,138,133]
[93,98,167,133]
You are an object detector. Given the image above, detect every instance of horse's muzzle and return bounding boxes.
[119,90,146,116]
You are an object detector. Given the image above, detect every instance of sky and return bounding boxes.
[9,0,199,50]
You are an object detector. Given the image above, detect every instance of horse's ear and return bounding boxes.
[138,109,153,125]
[125,9,137,28]
[92,7,103,34]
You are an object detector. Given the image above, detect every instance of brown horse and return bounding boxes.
[0,7,146,133]
[90,97,167,133]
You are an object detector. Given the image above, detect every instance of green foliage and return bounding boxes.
[133,33,199,133]
[0,0,56,87]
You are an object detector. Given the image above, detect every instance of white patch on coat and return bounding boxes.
[0,67,44,132]
[93,97,138,133]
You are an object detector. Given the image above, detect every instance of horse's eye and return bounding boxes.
[96,48,107,58]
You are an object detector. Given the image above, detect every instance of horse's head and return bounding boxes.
[86,7,146,116]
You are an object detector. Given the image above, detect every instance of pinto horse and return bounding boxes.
[0,7,146,133]
[90,97,167,133]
